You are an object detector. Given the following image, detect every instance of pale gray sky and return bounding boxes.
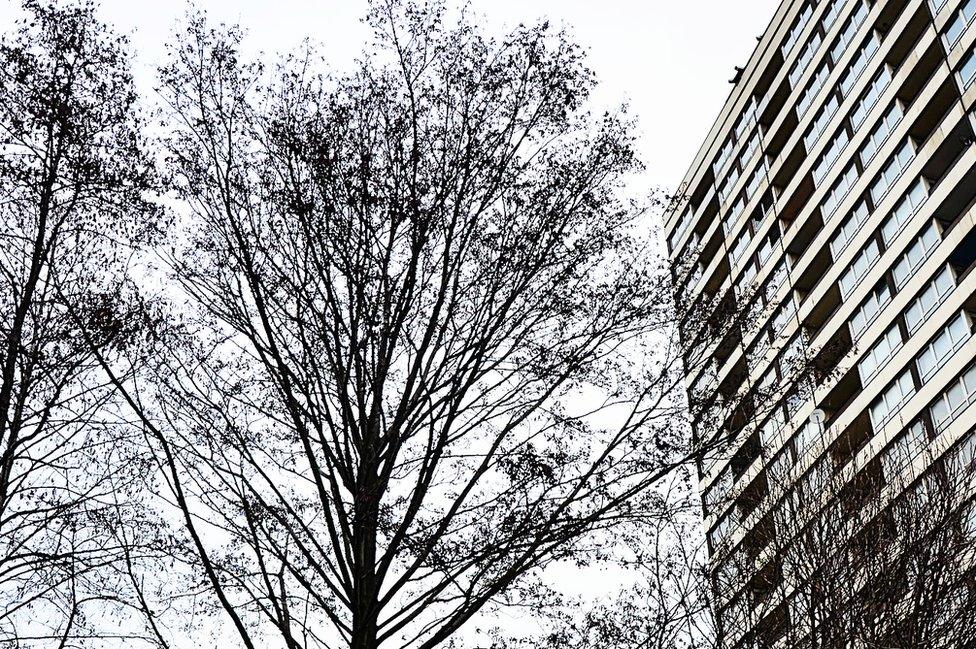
[0,0,780,189]
[0,2,781,641]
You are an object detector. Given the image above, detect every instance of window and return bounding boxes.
[756,224,780,267]
[709,512,735,550]
[740,132,760,167]
[669,206,694,253]
[929,0,949,14]
[881,180,927,246]
[757,192,776,221]
[770,438,797,482]
[796,413,826,459]
[892,222,940,289]
[859,324,903,383]
[930,363,976,432]
[688,261,705,290]
[950,431,976,476]
[822,0,845,32]
[814,129,851,185]
[746,158,768,200]
[832,1,869,65]
[850,281,893,340]
[700,357,721,391]
[798,64,830,117]
[944,0,976,47]
[964,502,976,546]
[735,98,759,140]
[730,228,753,263]
[785,380,811,419]
[714,139,735,177]
[839,238,881,299]
[880,421,927,483]
[719,166,741,204]
[717,547,750,593]
[871,140,915,205]
[704,469,733,515]
[784,3,814,56]
[905,473,937,514]
[772,295,798,334]
[840,32,880,97]
[860,102,904,166]
[961,48,976,88]
[790,32,823,87]
[851,66,893,129]
[905,266,956,334]
[870,371,916,430]
[805,94,840,151]
[761,403,787,451]
[790,589,812,631]
[691,363,719,406]
[755,365,777,399]
[779,335,808,388]
[831,200,870,259]
[750,324,773,362]
[917,313,972,380]
[721,597,749,640]
[725,198,745,233]
[736,259,759,297]
[767,259,790,300]
[822,164,860,218]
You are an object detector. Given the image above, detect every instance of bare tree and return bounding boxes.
[0,0,163,643]
[93,2,704,648]
[510,473,717,649]
[716,417,976,648]
[651,241,976,648]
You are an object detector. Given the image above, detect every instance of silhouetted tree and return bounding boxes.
[98,2,703,648]
[0,0,162,644]
[510,475,716,649]
[717,419,976,648]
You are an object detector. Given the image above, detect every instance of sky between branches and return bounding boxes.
[0,0,779,190]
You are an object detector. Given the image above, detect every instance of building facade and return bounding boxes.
[666,0,976,645]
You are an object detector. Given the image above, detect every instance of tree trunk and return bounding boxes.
[351,472,381,649]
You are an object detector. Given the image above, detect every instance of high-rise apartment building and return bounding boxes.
[666,0,976,645]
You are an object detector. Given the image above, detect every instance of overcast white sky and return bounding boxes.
[0,0,780,190]
[0,2,782,641]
